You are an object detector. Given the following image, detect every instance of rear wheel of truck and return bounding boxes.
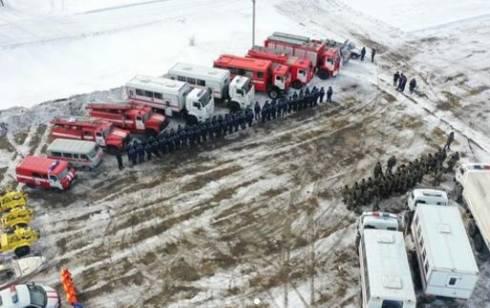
[317,69,330,80]
[14,245,31,258]
[229,101,241,113]
[267,88,279,99]
[291,80,303,89]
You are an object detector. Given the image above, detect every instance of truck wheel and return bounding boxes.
[267,88,279,99]
[468,220,477,237]
[229,101,241,113]
[291,80,303,89]
[14,245,31,258]
[185,115,198,125]
[317,69,330,80]
[474,233,484,252]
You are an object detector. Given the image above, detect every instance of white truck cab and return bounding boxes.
[184,87,215,123]
[407,188,448,211]
[228,76,255,111]
[0,283,60,308]
[358,211,400,234]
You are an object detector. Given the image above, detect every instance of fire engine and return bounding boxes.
[264,32,342,79]
[50,118,130,152]
[0,227,39,258]
[86,102,167,135]
[15,156,76,191]
[247,46,314,89]
[214,54,290,99]
[0,191,27,212]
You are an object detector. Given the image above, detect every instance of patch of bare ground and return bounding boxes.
[28,124,47,154]
[181,165,243,192]
[0,136,15,152]
[14,130,29,144]
[438,91,462,111]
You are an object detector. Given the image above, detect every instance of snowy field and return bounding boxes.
[1,0,490,307]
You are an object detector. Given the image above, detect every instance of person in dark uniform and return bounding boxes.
[271,100,278,120]
[319,87,325,104]
[144,142,152,160]
[292,93,299,112]
[136,142,145,163]
[444,131,455,151]
[126,145,132,165]
[152,138,160,157]
[327,86,333,103]
[261,101,269,122]
[128,145,137,166]
[246,108,254,127]
[239,111,247,130]
[387,155,397,174]
[394,71,400,87]
[115,150,124,170]
[360,47,366,61]
[409,78,417,94]
[200,122,208,142]
[374,161,383,179]
[254,101,261,121]
[371,48,376,63]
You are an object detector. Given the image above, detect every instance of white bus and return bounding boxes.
[411,204,478,299]
[47,139,103,170]
[359,229,416,308]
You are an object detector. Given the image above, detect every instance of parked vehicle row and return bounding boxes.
[358,179,487,307]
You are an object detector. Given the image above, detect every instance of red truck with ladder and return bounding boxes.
[246,46,314,89]
[214,54,291,99]
[86,102,168,135]
[264,32,341,80]
[50,118,130,153]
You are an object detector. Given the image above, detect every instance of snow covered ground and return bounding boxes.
[1,0,490,307]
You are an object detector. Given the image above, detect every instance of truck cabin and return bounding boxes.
[271,63,290,90]
[214,55,272,93]
[407,189,448,211]
[358,211,400,234]
[455,163,490,184]
[230,76,252,97]
[321,48,340,73]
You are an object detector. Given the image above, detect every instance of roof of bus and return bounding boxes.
[126,75,188,94]
[214,54,271,71]
[362,229,416,302]
[47,139,97,154]
[168,63,230,82]
[17,156,68,175]
[414,204,478,274]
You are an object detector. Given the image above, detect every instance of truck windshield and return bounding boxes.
[58,168,69,180]
[88,146,99,158]
[381,300,403,308]
[240,79,252,93]
[28,284,47,307]
[198,88,212,106]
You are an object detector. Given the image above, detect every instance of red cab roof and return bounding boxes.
[215,54,271,72]
[17,156,68,175]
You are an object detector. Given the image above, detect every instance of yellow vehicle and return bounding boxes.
[1,207,33,230]
[0,191,27,212]
[0,227,39,258]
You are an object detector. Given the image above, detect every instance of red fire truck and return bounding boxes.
[214,54,291,99]
[50,118,130,153]
[247,46,314,89]
[16,156,76,190]
[264,32,342,80]
[86,102,167,135]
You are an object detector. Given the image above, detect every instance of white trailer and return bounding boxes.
[126,75,214,124]
[455,163,490,253]
[411,204,478,299]
[166,63,255,111]
[359,229,416,308]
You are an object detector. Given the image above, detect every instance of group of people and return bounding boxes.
[254,86,334,122]
[394,71,417,94]
[360,47,376,63]
[115,85,335,169]
[342,132,459,211]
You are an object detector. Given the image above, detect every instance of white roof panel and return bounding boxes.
[168,63,229,82]
[126,75,188,95]
[48,139,96,154]
[363,229,416,301]
[415,204,478,274]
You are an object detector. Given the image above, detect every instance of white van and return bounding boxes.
[411,204,478,299]
[407,188,448,211]
[359,229,416,308]
[0,283,60,308]
[47,139,103,170]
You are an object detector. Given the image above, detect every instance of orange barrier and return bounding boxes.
[60,268,79,306]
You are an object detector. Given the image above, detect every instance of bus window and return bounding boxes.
[177,76,186,82]
[64,153,73,158]
[154,92,162,100]
[144,91,153,98]
[135,89,144,96]
[81,154,89,160]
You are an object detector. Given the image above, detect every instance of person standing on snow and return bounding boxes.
[371,48,376,62]
[360,47,366,61]
[327,86,333,103]
[254,101,261,121]
[393,71,400,87]
[409,78,417,94]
